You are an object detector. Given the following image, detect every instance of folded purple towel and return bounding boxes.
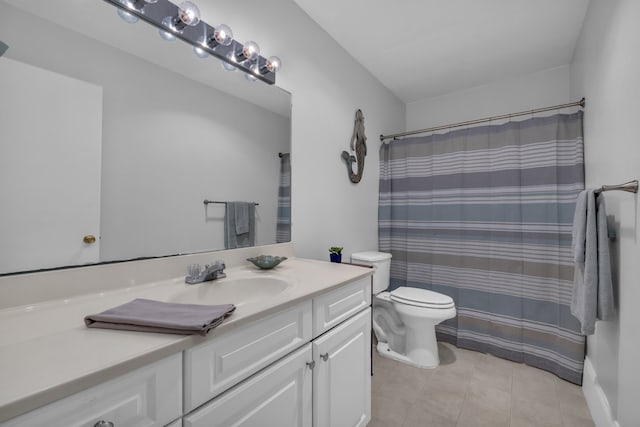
[84,298,236,336]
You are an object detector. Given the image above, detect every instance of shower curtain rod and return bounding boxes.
[380,98,586,142]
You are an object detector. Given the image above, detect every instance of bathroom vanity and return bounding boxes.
[0,245,372,427]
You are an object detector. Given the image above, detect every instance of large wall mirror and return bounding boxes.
[0,0,291,275]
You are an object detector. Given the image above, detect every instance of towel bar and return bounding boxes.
[594,179,638,195]
[203,200,259,206]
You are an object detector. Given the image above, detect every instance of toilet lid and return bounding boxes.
[390,287,455,309]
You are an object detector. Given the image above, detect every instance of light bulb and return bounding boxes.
[161,15,178,33]
[241,41,260,61]
[209,24,233,47]
[222,52,237,71]
[193,45,208,58]
[266,56,282,73]
[123,0,155,11]
[245,70,257,82]
[162,1,200,34]
[178,1,201,26]
[117,8,139,23]
[159,24,176,41]
[244,61,260,82]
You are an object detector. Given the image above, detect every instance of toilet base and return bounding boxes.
[376,342,440,369]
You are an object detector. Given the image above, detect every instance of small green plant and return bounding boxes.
[329,246,343,255]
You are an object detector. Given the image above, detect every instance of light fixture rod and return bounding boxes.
[102,0,276,85]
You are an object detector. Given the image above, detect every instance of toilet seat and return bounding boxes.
[390,287,455,309]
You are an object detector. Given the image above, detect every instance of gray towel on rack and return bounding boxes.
[235,202,250,234]
[84,298,235,336]
[570,190,614,335]
[224,202,255,249]
[595,196,614,321]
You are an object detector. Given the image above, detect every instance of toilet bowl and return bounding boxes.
[351,251,456,368]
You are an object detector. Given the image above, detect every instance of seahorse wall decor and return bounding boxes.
[341,109,367,183]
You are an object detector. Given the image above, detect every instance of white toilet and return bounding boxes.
[351,251,456,368]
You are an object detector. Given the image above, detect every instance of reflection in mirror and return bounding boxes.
[0,0,291,275]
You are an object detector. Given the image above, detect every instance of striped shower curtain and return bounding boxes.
[379,112,586,384]
[276,153,291,243]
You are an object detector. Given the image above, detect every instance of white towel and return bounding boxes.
[570,189,614,335]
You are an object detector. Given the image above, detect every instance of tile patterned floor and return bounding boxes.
[369,342,595,427]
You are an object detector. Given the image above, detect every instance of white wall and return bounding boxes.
[203,0,405,261]
[570,1,640,426]
[406,65,572,131]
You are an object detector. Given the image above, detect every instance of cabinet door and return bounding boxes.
[313,308,371,427]
[184,344,312,427]
[1,353,182,427]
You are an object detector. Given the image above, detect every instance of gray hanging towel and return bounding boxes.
[571,190,614,335]
[235,202,250,234]
[224,202,255,249]
[84,298,236,336]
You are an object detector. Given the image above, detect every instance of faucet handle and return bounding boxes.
[187,264,201,279]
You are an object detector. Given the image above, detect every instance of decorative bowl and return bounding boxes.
[246,255,288,269]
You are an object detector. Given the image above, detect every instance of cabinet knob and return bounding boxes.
[94,421,114,427]
[320,353,329,361]
[306,360,315,369]
[83,235,97,244]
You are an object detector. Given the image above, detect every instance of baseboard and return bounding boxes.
[582,357,619,427]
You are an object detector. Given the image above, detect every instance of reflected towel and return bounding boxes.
[570,190,614,335]
[84,298,235,336]
[224,202,255,249]
[235,202,250,234]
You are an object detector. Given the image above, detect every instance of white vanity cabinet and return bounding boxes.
[1,273,372,427]
[1,354,182,427]
[183,309,372,427]
[184,275,372,427]
[313,308,371,427]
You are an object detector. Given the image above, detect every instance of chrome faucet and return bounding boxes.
[185,261,226,284]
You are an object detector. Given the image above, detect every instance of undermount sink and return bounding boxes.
[167,275,292,306]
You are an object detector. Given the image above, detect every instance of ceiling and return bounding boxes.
[293,0,590,103]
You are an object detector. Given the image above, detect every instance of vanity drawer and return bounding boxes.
[313,276,371,337]
[183,344,312,427]
[183,300,312,412]
[1,353,182,427]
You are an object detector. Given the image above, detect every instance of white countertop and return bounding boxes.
[0,257,372,422]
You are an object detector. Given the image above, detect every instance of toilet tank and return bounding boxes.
[351,251,392,294]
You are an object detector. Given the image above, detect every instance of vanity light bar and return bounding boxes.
[102,0,278,85]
